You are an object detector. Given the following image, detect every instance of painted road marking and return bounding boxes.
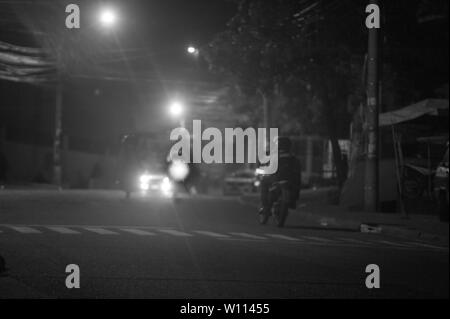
[266,234,301,241]
[375,240,413,248]
[9,226,41,234]
[120,228,156,236]
[405,242,447,250]
[229,233,267,240]
[194,231,230,239]
[47,227,80,234]
[84,227,119,235]
[1,224,448,252]
[158,229,194,237]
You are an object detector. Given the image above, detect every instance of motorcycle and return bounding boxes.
[259,180,291,228]
[167,159,199,201]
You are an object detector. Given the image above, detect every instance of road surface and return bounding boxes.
[0,190,448,298]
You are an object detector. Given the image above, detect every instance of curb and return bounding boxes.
[1,183,61,191]
[377,225,448,244]
[239,195,449,245]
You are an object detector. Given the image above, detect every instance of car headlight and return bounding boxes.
[161,177,173,192]
[139,173,151,191]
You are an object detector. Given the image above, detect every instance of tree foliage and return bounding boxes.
[205,0,367,186]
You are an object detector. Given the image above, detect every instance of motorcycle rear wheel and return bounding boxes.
[274,192,289,228]
[258,208,270,225]
[274,206,288,227]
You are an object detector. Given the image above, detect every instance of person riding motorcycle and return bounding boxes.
[259,137,302,217]
[166,148,200,195]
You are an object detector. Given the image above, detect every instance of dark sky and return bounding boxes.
[1,0,237,88]
[0,0,238,141]
[2,0,236,69]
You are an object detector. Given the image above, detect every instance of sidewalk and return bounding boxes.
[1,183,61,191]
[240,188,449,245]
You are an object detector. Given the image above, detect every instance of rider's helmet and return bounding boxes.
[275,136,292,154]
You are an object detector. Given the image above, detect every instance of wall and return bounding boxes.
[2,141,118,189]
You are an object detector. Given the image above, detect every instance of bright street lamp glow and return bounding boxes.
[169,101,184,118]
[187,46,200,56]
[99,8,118,27]
[187,46,197,54]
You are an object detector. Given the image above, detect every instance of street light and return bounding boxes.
[169,101,184,117]
[99,7,118,28]
[187,46,199,57]
[169,101,186,127]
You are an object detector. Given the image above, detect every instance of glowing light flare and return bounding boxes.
[169,160,190,182]
[169,101,185,118]
[160,177,173,196]
[187,46,199,55]
[99,8,118,28]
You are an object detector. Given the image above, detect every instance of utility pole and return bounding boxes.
[53,47,64,189]
[364,0,380,212]
[53,72,63,189]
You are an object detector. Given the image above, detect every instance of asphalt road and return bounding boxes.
[0,190,448,299]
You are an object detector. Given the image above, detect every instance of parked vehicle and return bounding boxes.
[434,143,449,221]
[223,169,258,195]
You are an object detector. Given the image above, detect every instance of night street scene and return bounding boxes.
[0,0,448,305]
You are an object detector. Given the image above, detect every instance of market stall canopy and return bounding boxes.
[379,99,449,127]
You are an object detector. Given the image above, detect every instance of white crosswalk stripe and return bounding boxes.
[47,227,80,234]
[120,228,156,236]
[9,226,41,234]
[0,224,447,251]
[374,240,413,248]
[84,227,119,235]
[404,242,446,250]
[266,234,301,241]
[158,229,193,237]
[229,233,267,240]
[194,231,230,239]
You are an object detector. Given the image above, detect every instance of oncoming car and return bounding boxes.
[119,133,173,199]
[139,172,174,197]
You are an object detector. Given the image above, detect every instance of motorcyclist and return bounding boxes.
[166,148,200,194]
[259,137,302,217]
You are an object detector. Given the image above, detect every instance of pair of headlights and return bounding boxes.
[139,174,173,195]
[138,161,190,194]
